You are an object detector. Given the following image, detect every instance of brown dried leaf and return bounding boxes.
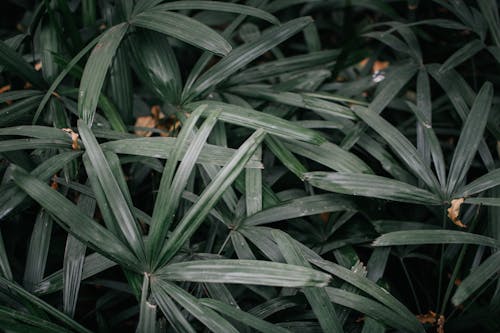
[447,198,466,228]
[416,311,437,324]
[134,116,157,137]
[151,105,165,120]
[0,84,11,94]
[62,128,81,150]
[50,175,59,190]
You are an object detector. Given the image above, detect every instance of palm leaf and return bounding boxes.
[131,10,231,56]
[78,23,129,126]
[155,259,331,287]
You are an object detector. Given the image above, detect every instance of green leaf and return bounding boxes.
[152,284,196,333]
[186,101,325,144]
[0,229,12,280]
[0,139,71,152]
[309,258,421,331]
[264,136,308,180]
[0,95,44,127]
[62,235,87,317]
[0,277,93,333]
[186,16,313,100]
[246,146,263,216]
[0,125,70,140]
[446,82,494,195]
[356,133,413,182]
[156,259,331,287]
[78,120,146,262]
[415,69,432,169]
[239,227,285,262]
[272,230,343,333]
[157,129,267,266]
[101,136,264,169]
[0,40,45,88]
[151,279,239,333]
[0,151,82,219]
[137,274,157,333]
[478,0,500,46]
[229,85,356,120]
[35,253,116,296]
[156,1,279,25]
[62,190,95,317]
[427,64,496,171]
[107,44,133,124]
[341,62,417,149]
[439,39,485,72]
[284,140,372,174]
[33,36,100,124]
[128,29,181,104]
[229,49,339,84]
[352,106,441,194]
[325,287,424,333]
[39,15,61,82]
[243,194,356,226]
[304,172,442,205]
[452,251,500,306]
[149,106,216,261]
[23,210,52,291]
[81,0,96,26]
[455,169,500,198]
[373,230,500,248]
[131,10,231,56]
[200,298,291,333]
[0,90,41,103]
[248,296,302,319]
[78,23,129,126]
[0,306,73,333]
[10,166,140,271]
[464,197,500,206]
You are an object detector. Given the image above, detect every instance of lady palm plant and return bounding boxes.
[0,0,499,332]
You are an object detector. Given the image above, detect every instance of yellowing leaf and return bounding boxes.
[447,198,466,228]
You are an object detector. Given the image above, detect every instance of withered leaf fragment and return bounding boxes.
[447,198,466,228]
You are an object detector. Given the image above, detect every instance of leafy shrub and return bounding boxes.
[0,0,499,332]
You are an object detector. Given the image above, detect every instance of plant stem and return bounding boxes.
[440,206,481,315]
[400,257,422,314]
[436,206,447,314]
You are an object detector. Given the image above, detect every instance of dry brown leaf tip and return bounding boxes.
[50,175,59,190]
[416,311,445,333]
[416,310,437,324]
[134,115,157,137]
[447,198,466,228]
[358,58,390,73]
[437,314,445,333]
[0,84,11,94]
[62,128,81,150]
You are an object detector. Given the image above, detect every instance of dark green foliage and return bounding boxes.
[0,1,499,332]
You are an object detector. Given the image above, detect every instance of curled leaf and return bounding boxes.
[447,198,466,228]
[62,128,80,150]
